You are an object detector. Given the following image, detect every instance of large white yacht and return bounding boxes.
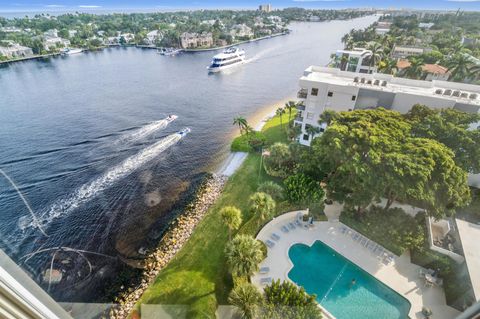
[207,47,245,73]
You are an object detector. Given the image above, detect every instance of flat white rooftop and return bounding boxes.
[455,219,480,301]
[300,66,480,107]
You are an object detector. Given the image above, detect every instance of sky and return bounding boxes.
[0,0,480,13]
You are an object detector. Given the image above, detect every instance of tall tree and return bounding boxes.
[225,235,264,278]
[309,108,470,218]
[366,42,383,73]
[276,107,286,130]
[446,53,473,82]
[249,192,276,224]
[405,104,480,174]
[233,116,248,135]
[404,56,425,79]
[220,206,243,240]
[284,101,297,126]
[229,283,263,319]
[305,124,321,140]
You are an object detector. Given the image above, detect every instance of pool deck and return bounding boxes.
[251,211,460,319]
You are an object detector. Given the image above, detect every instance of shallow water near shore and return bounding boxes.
[0,16,377,302]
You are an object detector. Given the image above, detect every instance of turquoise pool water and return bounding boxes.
[288,241,411,319]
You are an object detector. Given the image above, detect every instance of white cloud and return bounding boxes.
[78,5,102,8]
[45,4,65,7]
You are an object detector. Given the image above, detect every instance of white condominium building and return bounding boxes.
[332,48,375,74]
[295,66,480,147]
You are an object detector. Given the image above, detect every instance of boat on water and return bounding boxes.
[166,114,178,123]
[207,47,245,73]
[62,48,83,55]
[157,48,182,56]
[177,127,191,137]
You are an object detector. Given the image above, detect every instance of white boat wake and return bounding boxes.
[20,130,189,231]
[114,115,177,145]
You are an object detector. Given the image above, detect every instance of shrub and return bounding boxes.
[231,131,266,152]
[263,143,296,177]
[284,173,324,205]
[262,280,322,319]
[257,181,284,201]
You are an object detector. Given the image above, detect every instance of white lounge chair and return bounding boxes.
[281,225,289,233]
[271,233,280,241]
[265,240,275,248]
[259,267,270,274]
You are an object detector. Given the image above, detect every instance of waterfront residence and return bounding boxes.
[229,24,254,40]
[252,211,461,319]
[397,59,451,81]
[145,30,163,45]
[331,48,375,74]
[293,66,480,186]
[391,45,431,59]
[375,21,392,35]
[43,29,70,50]
[180,32,214,49]
[0,41,33,58]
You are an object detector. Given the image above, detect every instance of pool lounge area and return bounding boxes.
[251,210,460,319]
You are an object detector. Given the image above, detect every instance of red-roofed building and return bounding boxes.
[397,59,451,81]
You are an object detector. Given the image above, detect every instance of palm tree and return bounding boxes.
[469,64,480,80]
[366,42,383,73]
[233,116,248,135]
[244,124,254,136]
[276,107,285,130]
[446,54,473,82]
[305,124,321,141]
[225,235,263,278]
[378,58,398,75]
[249,192,275,224]
[228,283,263,319]
[404,57,425,80]
[220,206,242,240]
[284,101,296,126]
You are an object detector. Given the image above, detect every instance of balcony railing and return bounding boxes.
[297,88,308,99]
[294,114,304,122]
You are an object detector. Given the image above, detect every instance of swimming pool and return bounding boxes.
[288,241,411,319]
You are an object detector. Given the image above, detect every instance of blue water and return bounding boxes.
[288,241,411,319]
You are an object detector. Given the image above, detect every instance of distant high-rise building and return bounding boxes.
[258,4,272,12]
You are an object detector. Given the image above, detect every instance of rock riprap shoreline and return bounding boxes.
[109,173,228,318]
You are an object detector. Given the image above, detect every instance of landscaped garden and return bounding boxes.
[133,103,480,318]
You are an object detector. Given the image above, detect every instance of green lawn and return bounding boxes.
[134,112,294,318]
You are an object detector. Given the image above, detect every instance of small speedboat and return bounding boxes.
[166,115,178,122]
[177,128,191,137]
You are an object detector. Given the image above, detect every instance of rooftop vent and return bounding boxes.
[452,90,461,97]
[381,81,387,87]
[367,80,372,85]
[354,77,359,83]
[470,93,478,100]
[374,80,380,86]
[435,89,443,95]
[460,92,469,98]
[360,78,366,84]
[443,89,452,96]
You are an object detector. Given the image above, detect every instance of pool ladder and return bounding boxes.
[321,263,348,303]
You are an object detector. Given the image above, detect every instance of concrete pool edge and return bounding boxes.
[287,240,412,318]
[252,211,460,319]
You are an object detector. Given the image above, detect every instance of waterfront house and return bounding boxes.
[145,30,163,45]
[391,45,431,59]
[68,30,77,38]
[229,24,254,40]
[397,59,450,81]
[179,32,213,49]
[43,29,70,50]
[0,41,33,58]
[375,21,391,35]
[332,48,376,73]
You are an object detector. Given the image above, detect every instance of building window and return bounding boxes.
[352,95,356,101]
[327,91,333,97]
[311,88,318,96]
[306,112,314,120]
[303,134,309,141]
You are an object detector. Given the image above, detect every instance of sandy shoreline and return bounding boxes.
[215,96,294,177]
